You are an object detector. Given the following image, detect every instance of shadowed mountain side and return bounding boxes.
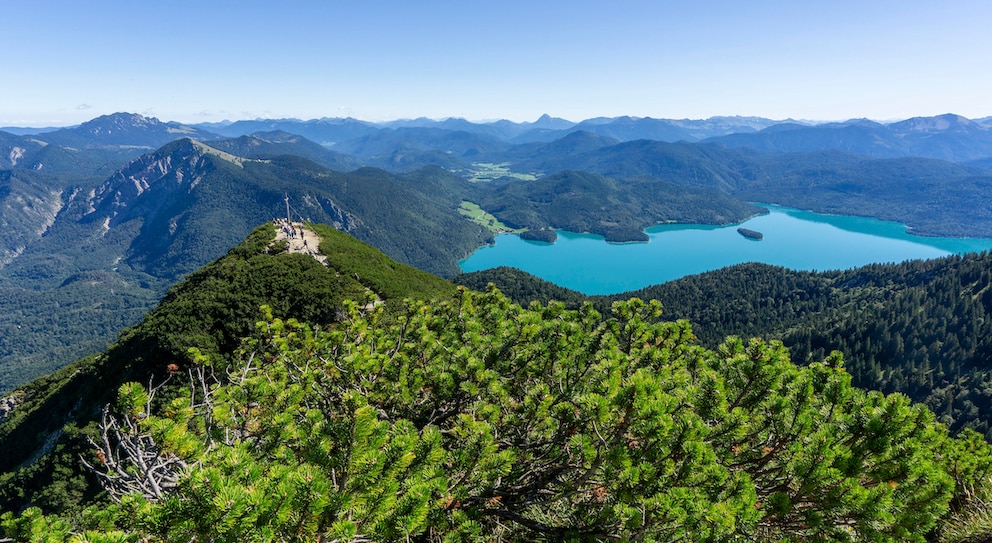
[0,169,71,267]
[501,138,992,238]
[734,153,992,237]
[513,139,747,192]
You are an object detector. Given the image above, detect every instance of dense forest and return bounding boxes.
[470,170,763,242]
[455,252,992,440]
[5,283,992,541]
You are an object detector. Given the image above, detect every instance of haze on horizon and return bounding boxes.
[3,0,991,127]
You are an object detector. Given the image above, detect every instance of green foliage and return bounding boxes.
[941,496,992,543]
[518,228,557,243]
[309,223,455,305]
[4,288,988,542]
[0,222,455,515]
[452,266,588,309]
[461,252,992,442]
[458,200,523,234]
[627,254,992,441]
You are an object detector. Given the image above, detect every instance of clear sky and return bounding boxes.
[3,0,991,126]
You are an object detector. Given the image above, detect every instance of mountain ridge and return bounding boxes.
[4,110,992,401]
[1,226,992,541]
[0,221,456,514]
[0,138,491,391]
[10,111,992,166]
[4,109,992,540]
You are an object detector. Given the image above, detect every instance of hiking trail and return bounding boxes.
[273,221,328,266]
[272,220,382,310]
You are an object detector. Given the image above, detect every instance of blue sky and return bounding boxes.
[3,0,991,126]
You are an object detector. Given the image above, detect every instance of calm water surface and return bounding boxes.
[458,205,992,295]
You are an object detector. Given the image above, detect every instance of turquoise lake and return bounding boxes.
[458,205,992,295]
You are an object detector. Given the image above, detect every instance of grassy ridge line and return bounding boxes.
[311,223,455,303]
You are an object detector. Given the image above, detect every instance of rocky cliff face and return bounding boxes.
[0,390,25,425]
[88,139,214,226]
[0,132,45,169]
[0,170,68,268]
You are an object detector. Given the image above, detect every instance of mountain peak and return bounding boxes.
[531,114,575,130]
[39,113,218,149]
[890,113,974,132]
[88,139,227,225]
[88,111,160,126]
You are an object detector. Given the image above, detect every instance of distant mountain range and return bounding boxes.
[704,113,992,162]
[3,110,992,393]
[8,111,992,163]
[6,111,992,541]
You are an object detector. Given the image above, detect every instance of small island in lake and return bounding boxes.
[520,228,558,243]
[737,227,764,240]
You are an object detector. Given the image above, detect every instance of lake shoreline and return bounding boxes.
[459,205,992,296]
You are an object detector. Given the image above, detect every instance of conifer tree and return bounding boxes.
[4,288,992,542]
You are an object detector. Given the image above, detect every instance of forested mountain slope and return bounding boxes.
[472,170,763,242]
[632,254,992,438]
[3,239,992,541]
[455,251,992,439]
[0,139,490,393]
[0,222,455,515]
[506,139,992,238]
[735,153,992,237]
